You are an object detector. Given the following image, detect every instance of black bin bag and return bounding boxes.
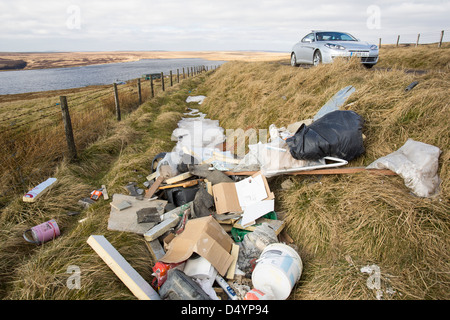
[286,110,365,161]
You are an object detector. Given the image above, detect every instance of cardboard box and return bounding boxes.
[159,216,234,276]
[212,172,275,225]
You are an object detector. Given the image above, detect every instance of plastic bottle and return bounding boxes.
[215,274,239,300]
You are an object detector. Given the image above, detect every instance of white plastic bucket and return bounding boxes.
[251,243,303,300]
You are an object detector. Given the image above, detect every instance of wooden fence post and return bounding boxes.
[177,69,180,83]
[113,83,121,121]
[396,35,400,47]
[378,38,381,49]
[191,67,193,76]
[150,76,154,98]
[170,70,173,87]
[187,67,190,77]
[183,67,185,79]
[137,78,142,104]
[161,72,165,91]
[59,96,77,161]
[438,30,444,48]
[416,34,420,47]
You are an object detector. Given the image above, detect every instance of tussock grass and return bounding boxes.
[198,53,449,300]
[377,43,450,71]
[0,74,204,299]
[0,47,448,300]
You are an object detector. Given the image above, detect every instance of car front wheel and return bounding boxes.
[291,53,298,67]
[313,51,322,66]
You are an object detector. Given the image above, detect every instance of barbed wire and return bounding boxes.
[0,64,211,134]
[382,29,450,45]
[0,64,215,201]
[0,110,61,135]
[0,103,58,125]
[66,86,112,104]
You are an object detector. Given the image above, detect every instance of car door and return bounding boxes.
[295,33,315,63]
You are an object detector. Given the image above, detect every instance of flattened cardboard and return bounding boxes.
[159,216,234,276]
[212,172,274,215]
[212,183,241,215]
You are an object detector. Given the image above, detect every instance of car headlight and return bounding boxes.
[324,43,346,50]
[370,45,378,50]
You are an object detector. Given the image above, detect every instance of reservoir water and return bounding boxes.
[0,58,226,95]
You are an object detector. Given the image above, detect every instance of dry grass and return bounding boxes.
[377,43,450,71]
[0,72,202,299]
[0,46,448,300]
[198,51,450,300]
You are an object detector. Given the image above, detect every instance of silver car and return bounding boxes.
[291,30,379,68]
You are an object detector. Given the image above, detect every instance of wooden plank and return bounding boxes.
[212,151,241,164]
[145,239,166,261]
[145,176,164,199]
[146,171,158,182]
[101,185,109,200]
[143,203,190,241]
[164,172,193,184]
[226,243,240,280]
[158,179,201,190]
[205,180,213,196]
[224,167,396,176]
[87,235,160,300]
[143,215,180,241]
[278,229,294,244]
[233,218,284,235]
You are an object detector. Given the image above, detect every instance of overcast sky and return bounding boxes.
[0,0,449,52]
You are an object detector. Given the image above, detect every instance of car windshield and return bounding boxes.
[315,32,357,41]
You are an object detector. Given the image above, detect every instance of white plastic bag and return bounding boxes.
[366,139,442,197]
[186,95,206,105]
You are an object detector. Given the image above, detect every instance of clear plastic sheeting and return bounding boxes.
[172,118,225,151]
[366,139,442,198]
[235,140,317,177]
[313,85,356,121]
[156,98,230,177]
[233,122,349,177]
[186,95,207,105]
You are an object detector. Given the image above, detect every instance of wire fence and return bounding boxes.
[0,64,220,201]
[379,29,450,47]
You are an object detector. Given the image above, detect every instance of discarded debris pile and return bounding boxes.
[91,96,309,300]
[21,90,443,300]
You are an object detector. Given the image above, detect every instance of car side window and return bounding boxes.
[301,33,315,42]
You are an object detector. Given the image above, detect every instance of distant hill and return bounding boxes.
[0,58,27,70]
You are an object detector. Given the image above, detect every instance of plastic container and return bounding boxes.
[251,243,302,300]
[159,269,211,300]
[244,288,275,300]
[23,219,60,245]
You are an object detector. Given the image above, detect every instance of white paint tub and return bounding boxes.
[251,243,303,300]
